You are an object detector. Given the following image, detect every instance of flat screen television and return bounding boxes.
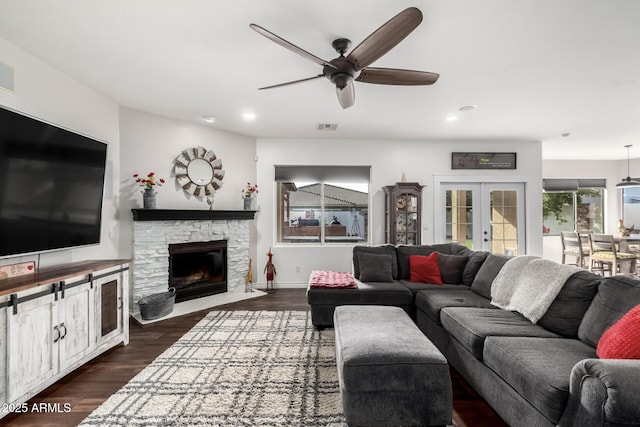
[0,106,107,258]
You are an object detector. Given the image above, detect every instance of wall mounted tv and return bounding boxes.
[0,106,107,258]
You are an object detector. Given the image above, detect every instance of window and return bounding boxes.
[275,166,370,244]
[622,186,640,227]
[542,179,605,235]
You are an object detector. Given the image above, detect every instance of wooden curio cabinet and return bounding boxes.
[383,182,424,245]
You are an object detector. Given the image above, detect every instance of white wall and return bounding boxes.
[256,138,543,287]
[118,108,257,260]
[541,158,629,262]
[0,36,120,268]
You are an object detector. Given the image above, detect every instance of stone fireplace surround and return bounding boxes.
[130,209,255,317]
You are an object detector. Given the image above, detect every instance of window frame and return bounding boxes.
[542,187,605,236]
[275,180,371,246]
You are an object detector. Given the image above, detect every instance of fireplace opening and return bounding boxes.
[168,240,227,303]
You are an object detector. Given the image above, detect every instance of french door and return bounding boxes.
[439,183,526,255]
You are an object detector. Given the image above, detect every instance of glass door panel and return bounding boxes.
[445,189,474,248]
[488,190,518,255]
[439,183,525,254]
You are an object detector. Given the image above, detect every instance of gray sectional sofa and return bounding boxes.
[306,243,640,427]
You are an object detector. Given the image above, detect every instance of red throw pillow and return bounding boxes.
[409,253,443,284]
[597,304,640,359]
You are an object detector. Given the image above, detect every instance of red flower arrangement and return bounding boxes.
[242,182,258,197]
[133,172,166,190]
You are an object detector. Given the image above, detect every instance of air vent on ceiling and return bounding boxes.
[316,123,338,131]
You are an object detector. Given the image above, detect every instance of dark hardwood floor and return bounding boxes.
[2,289,507,427]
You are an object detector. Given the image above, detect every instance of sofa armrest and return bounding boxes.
[558,358,640,427]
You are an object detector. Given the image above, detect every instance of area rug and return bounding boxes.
[79,310,346,426]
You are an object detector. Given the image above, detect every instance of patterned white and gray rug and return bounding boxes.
[80,310,346,426]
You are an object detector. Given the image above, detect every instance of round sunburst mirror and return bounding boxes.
[173,146,225,198]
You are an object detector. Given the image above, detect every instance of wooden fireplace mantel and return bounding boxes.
[131,209,256,221]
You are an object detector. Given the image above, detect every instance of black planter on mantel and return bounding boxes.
[131,209,256,221]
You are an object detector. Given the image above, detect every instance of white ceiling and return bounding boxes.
[1,0,640,160]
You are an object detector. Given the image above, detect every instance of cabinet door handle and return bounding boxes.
[53,325,61,343]
[59,323,67,340]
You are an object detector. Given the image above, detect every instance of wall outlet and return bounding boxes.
[295,265,301,273]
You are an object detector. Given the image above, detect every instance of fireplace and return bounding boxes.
[168,240,227,303]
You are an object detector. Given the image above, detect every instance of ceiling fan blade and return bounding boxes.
[336,79,355,109]
[250,24,336,69]
[356,67,439,85]
[346,7,423,71]
[259,75,324,90]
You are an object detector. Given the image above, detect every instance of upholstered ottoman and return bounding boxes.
[334,305,452,427]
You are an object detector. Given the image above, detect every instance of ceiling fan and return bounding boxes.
[250,7,439,109]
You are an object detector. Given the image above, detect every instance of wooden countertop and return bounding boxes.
[0,259,131,297]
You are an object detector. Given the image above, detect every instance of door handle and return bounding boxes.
[59,323,67,340]
[53,325,61,343]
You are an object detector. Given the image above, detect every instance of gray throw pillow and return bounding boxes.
[353,245,397,279]
[462,251,490,286]
[470,254,512,299]
[438,253,469,284]
[357,252,394,282]
[538,270,600,338]
[578,275,640,347]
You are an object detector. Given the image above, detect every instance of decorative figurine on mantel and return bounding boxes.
[264,248,276,292]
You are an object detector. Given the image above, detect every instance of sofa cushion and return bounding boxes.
[307,281,413,306]
[399,280,471,294]
[396,244,470,280]
[537,270,601,338]
[483,337,596,423]
[357,252,394,282]
[440,307,561,360]
[470,254,511,299]
[579,275,640,347]
[597,304,640,359]
[409,253,442,284]
[415,289,496,326]
[461,251,490,286]
[353,245,397,280]
[438,253,469,284]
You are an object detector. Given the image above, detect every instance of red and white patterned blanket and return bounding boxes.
[309,270,358,289]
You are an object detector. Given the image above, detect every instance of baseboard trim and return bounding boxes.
[254,282,308,289]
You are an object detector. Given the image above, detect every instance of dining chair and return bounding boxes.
[587,233,636,276]
[560,231,587,268]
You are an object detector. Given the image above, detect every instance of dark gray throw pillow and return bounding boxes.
[357,252,394,282]
[353,245,397,279]
[438,253,469,284]
[538,270,600,338]
[470,254,512,299]
[578,275,640,347]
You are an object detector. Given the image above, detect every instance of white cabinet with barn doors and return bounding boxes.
[0,260,129,417]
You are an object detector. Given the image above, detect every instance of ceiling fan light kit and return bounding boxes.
[616,144,640,188]
[250,7,439,109]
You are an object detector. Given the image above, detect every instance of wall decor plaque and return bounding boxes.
[452,152,517,170]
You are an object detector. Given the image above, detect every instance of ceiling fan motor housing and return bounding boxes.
[324,57,356,90]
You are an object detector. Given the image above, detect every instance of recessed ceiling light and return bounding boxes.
[561,132,571,138]
[201,115,215,123]
[459,105,477,111]
[445,115,458,122]
[242,112,256,122]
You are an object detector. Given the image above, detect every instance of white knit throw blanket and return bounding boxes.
[490,256,580,323]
